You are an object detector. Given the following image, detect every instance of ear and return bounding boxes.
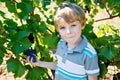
[81,20,86,30]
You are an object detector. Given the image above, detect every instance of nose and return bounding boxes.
[66,28,71,34]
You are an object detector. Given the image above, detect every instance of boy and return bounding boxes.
[27,2,100,80]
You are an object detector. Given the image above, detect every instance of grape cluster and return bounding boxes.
[24,49,37,62]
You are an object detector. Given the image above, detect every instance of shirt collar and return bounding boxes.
[61,35,87,53]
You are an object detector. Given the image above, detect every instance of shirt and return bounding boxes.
[55,35,100,80]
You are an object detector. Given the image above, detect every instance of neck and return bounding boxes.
[67,37,82,49]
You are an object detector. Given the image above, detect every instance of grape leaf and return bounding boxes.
[100,44,115,60]
[99,63,108,77]
[25,67,45,80]
[7,58,26,78]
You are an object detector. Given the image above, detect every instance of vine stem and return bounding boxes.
[95,14,120,22]
[104,3,112,18]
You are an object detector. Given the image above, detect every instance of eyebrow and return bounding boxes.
[58,25,65,28]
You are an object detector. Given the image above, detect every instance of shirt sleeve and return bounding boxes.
[84,52,100,76]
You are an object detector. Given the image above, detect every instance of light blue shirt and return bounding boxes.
[55,35,100,80]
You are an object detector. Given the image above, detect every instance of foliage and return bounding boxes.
[0,0,120,79]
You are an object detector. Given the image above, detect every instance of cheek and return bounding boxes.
[72,27,81,32]
[58,29,65,34]
[58,30,65,37]
[74,28,82,35]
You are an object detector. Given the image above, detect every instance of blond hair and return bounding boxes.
[53,2,86,28]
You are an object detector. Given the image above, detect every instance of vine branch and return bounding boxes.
[104,4,112,18]
[95,14,120,22]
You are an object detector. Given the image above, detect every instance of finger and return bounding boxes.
[26,56,30,62]
[32,55,37,62]
[30,56,33,63]
[26,56,33,64]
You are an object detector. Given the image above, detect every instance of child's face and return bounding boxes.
[56,18,84,45]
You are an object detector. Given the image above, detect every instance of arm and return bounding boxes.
[27,57,57,70]
[36,61,57,70]
[88,76,98,80]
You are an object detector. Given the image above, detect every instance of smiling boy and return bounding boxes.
[27,2,100,80]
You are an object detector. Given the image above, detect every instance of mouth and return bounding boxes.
[66,35,74,38]
[66,37,72,39]
[66,36,74,38]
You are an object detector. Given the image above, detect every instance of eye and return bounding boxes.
[71,24,76,27]
[60,26,65,30]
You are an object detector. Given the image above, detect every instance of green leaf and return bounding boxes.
[4,19,17,28]
[9,32,32,55]
[100,44,115,60]
[95,37,108,46]
[5,1,16,13]
[104,25,110,33]
[46,18,54,25]
[0,56,3,65]
[26,67,45,80]
[83,24,97,39]
[11,38,31,55]
[98,53,108,63]
[41,47,50,58]
[42,0,51,11]
[34,0,41,6]
[97,29,103,37]
[0,10,5,18]
[115,61,120,69]
[43,33,59,49]
[17,1,34,19]
[112,0,120,5]
[38,22,47,33]
[0,46,6,57]
[56,0,65,5]
[26,18,45,33]
[34,14,41,22]
[20,39,32,49]
[0,20,2,26]
[99,63,108,77]
[10,31,30,40]
[7,58,26,78]
[0,38,7,61]
[0,0,119,79]
[0,37,6,44]
[0,0,6,2]
[4,19,17,33]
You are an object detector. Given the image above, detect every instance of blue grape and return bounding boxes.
[24,49,37,62]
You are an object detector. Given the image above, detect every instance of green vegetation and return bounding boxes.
[0,0,120,80]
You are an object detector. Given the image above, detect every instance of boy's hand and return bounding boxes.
[26,56,39,66]
[28,54,37,62]
[24,49,37,62]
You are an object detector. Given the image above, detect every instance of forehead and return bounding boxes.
[57,19,80,27]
